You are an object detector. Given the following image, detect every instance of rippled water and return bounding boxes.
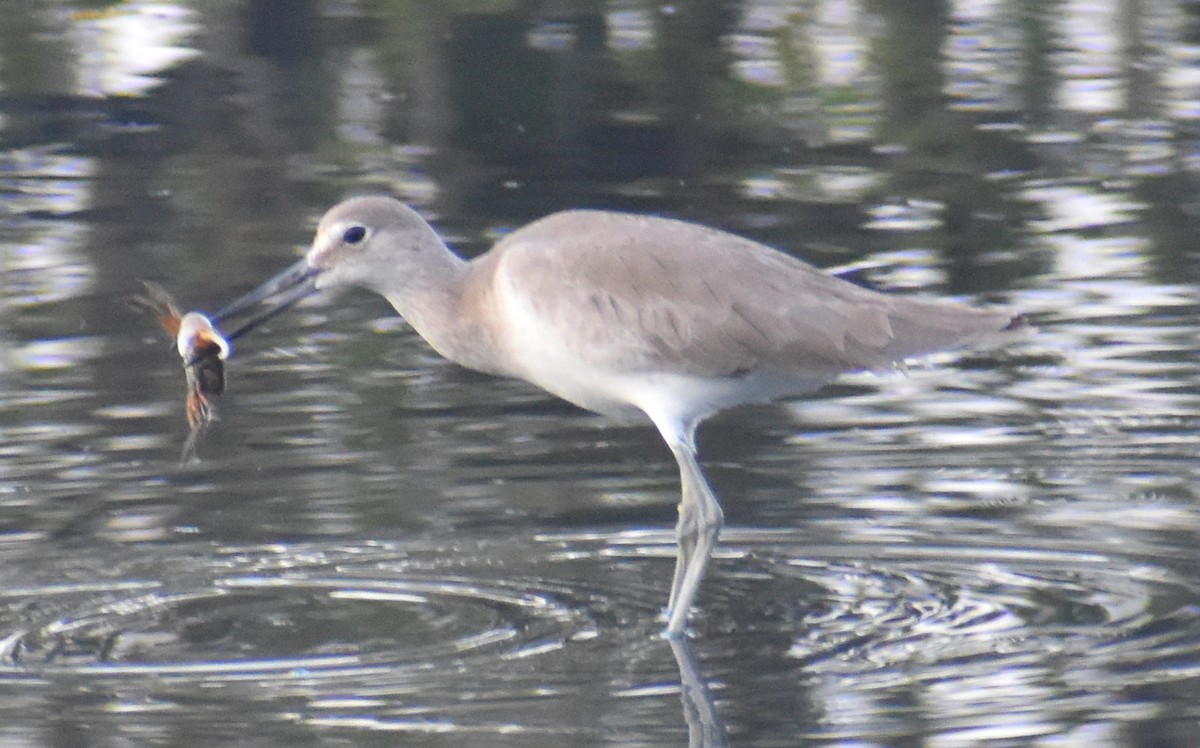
[5,1,1200,745]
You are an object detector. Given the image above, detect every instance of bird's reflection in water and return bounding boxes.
[669,636,729,747]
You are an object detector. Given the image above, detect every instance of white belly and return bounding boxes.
[505,317,831,426]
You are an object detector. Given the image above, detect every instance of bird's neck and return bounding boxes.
[380,251,512,376]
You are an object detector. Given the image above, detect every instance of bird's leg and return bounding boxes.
[663,435,724,638]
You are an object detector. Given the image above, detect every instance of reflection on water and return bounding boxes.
[4,0,1200,745]
[0,527,1197,744]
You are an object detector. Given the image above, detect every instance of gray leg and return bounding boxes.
[663,434,724,638]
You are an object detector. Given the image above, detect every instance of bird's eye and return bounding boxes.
[343,225,367,245]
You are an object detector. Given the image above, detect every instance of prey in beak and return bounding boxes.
[131,261,319,461]
[211,258,321,342]
[131,281,232,461]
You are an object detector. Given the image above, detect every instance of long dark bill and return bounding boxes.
[212,258,321,343]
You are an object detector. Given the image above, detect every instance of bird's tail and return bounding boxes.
[881,297,1028,364]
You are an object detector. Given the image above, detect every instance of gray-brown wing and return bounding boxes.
[494,211,1016,379]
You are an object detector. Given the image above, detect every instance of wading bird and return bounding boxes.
[215,196,1023,637]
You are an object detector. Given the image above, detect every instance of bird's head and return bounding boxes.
[212,196,439,341]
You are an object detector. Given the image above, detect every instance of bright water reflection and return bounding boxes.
[4,0,1200,745]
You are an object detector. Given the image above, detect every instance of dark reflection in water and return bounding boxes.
[5,0,1200,745]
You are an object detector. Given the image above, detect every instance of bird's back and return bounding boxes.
[486,210,1020,389]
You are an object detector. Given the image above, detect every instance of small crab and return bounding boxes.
[131,281,231,460]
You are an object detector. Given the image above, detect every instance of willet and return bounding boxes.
[214,196,1024,637]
